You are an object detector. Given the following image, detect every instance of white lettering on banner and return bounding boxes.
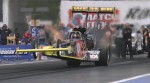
[99,14,103,21]
[0,50,15,54]
[85,14,113,28]
[87,22,106,29]
[126,7,150,20]
[88,15,93,21]
[105,14,112,20]
[0,50,28,55]
[93,15,98,21]
[87,14,113,21]
[15,52,28,55]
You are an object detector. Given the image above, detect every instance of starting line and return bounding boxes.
[110,73,150,83]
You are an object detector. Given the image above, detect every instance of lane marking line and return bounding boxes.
[111,59,149,66]
[0,60,60,67]
[111,61,136,65]
[109,73,150,83]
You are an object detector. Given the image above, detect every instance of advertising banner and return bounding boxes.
[72,12,114,28]
[60,1,150,27]
[30,26,40,39]
[0,45,33,61]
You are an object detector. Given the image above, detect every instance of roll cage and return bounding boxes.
[69,31,83,40]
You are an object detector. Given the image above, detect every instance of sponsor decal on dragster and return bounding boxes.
[82,50,100,61]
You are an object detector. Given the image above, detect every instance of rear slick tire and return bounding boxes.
[95,47,111,66]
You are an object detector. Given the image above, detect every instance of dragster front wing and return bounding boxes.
[16,46,81,60]
[16,46,100,61]
[16,48,69,52]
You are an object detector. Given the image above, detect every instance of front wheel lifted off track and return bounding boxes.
[66,60,81,67]
[94,47,111,66]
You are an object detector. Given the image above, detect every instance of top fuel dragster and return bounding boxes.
[16,6,115,67]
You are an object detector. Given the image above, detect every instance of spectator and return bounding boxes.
[1,24,12,45]
[142,26,148,52]
[23,31,30,45]
[136,30,143,51]
[14,28,20,45]
[122,24,133,59]
[95,22,114,48]
[147,26,150,59]
[115,25,123,58]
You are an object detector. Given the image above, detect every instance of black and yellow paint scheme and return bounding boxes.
[16,45,81,61]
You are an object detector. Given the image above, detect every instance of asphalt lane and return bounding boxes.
[0,54,149,83]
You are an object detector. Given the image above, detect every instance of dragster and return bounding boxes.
[16,6,115,67]
[17,28,101,67]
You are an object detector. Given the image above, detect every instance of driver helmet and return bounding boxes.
[73,34,77,38]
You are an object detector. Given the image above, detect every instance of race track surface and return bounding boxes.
[0,54,150,83]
